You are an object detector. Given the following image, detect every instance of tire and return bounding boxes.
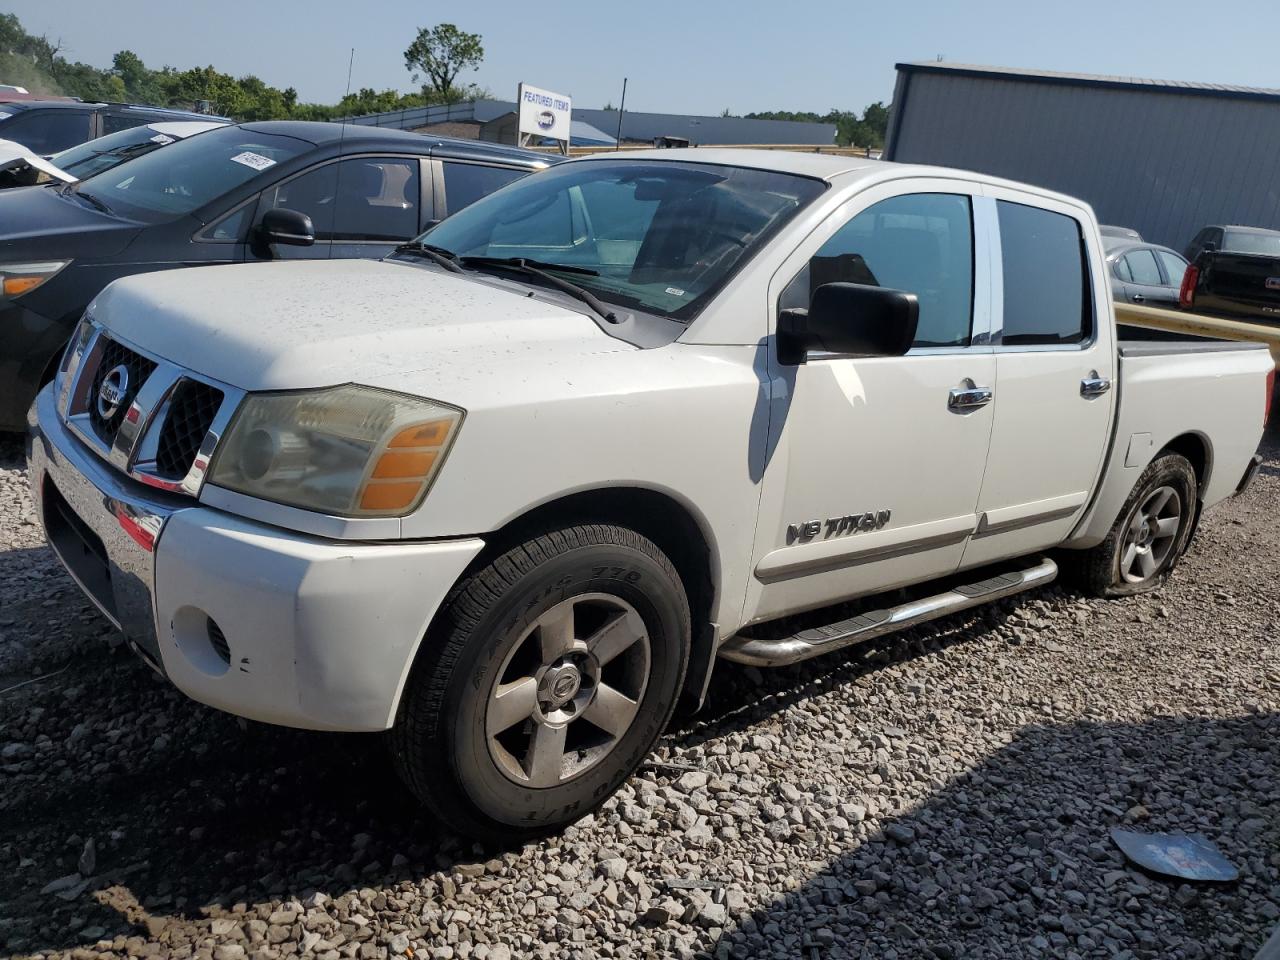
[1070,453,1198,598]
[390,524,689,842]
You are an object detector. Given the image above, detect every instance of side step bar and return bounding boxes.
[719,557,1058,667]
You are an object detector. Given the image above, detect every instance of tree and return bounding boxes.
[403,23,483,99]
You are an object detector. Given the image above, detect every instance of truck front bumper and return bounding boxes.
[27,385,485,732]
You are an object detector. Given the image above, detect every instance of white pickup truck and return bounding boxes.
[28,150,1273,840]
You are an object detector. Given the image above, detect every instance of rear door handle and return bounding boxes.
[948,385,993,411]
[1081,375,1112,398]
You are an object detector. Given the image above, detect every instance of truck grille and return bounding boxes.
[62,322,242,496]
[88,338,157,446]
[155,380,224,479]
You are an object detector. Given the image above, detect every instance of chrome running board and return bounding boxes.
[719,556,1058,667]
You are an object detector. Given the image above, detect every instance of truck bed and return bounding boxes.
[1066,337,1272,549]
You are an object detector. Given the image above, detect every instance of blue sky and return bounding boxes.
[8,0,1280,114]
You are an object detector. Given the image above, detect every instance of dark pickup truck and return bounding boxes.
[1181,225,1280,322]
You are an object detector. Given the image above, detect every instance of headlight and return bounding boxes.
[0,260,71,299]
[208,384,464,517]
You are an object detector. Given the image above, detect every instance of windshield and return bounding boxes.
[73,125,310,221]
[1223,230,1280,257]
[416,160,826,320]
[52,125,184,179]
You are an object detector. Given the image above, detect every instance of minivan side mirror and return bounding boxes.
[777,282,919,365]
[1202,240,1217,254]
[258,208,315,247]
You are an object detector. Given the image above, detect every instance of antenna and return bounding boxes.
[328,47,356,260]
[614,78,627,151]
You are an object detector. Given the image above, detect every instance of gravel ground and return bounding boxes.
[2,423,1278,960]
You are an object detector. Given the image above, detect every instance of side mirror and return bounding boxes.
[1203,240,1217,253]
[258,208,315,247]
[777,282,919,365]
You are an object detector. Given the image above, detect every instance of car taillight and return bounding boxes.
[1266,368,1276,426]
[1179,264,1199,308]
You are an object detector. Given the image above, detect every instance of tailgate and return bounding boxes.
[1202,252,1280,315]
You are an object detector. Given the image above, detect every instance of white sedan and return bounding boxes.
[0,119,227,188]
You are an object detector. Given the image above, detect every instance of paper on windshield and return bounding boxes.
[150,133,176,145]
[229,151,276,171]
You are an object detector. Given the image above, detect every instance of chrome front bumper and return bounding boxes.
[27,384,188,669]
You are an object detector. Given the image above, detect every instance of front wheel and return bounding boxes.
[390,524,689,841]
[1071,452,1198,597]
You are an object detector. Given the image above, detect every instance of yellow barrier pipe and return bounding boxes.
[1114,301,1280,369]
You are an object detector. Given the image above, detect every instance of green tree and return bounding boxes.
[403,23,483,99]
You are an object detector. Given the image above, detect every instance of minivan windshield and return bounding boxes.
[72,125,311,222]
[52,125,207,180]
[414,160,826,321]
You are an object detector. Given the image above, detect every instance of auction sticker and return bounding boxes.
[150,134,176,145]
[230,151,275,171]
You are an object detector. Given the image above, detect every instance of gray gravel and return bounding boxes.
[2,423,1279,960]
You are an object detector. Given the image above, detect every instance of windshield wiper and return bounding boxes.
[392,241,463,273]
[458,256,620,324]
[71,186,113,216]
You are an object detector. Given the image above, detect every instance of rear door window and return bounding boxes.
[0,110,92,154]
[441,161,526,215]
[996,201,1090,345]
[102,112,152,134]
[1156,251,1187,287]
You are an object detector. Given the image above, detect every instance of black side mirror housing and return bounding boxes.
[777,282,920,365]
[258,208,315,247]
[1203,240,1217,253]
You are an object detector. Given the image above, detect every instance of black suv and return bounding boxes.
[0,120,556,429]
[0,100,225,155]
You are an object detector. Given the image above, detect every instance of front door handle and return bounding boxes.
[1131,293,1146,303]
[1081,374,1112,398]
[948,385,994,411]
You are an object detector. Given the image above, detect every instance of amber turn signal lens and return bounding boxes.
[3,277,43,297]
[389,419,453,447]
[371,450,437,479]
[359,481,423,511]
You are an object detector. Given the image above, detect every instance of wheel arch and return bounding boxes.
[441,485,723,712]
[1156,431,1212,546]
[1158,430,1212,495]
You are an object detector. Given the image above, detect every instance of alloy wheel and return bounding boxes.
[1119,485,1182,583]
[485,593,651,787]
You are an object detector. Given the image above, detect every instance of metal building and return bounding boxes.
[885,62,1280,251]
[343,99,836,147]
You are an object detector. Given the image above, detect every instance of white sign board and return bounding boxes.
[517,83,572,145]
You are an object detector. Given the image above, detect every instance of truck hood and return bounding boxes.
[91,258,632,392]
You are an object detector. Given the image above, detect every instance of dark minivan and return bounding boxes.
[0,121,554,429]
[0,100,223,155]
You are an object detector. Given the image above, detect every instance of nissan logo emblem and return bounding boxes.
[96,365,130,420]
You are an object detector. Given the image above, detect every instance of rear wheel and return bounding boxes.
[390,524,689,841]
[1071,453,1197,597]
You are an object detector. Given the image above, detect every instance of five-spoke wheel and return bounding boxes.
[1119,485,1182,583]
[390,524,689,841]
[486,594,650,787]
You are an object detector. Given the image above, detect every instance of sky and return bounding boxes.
[7,0,1280,115]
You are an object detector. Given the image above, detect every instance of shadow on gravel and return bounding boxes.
[719,712,1280,959]
[0,587,1025,955]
